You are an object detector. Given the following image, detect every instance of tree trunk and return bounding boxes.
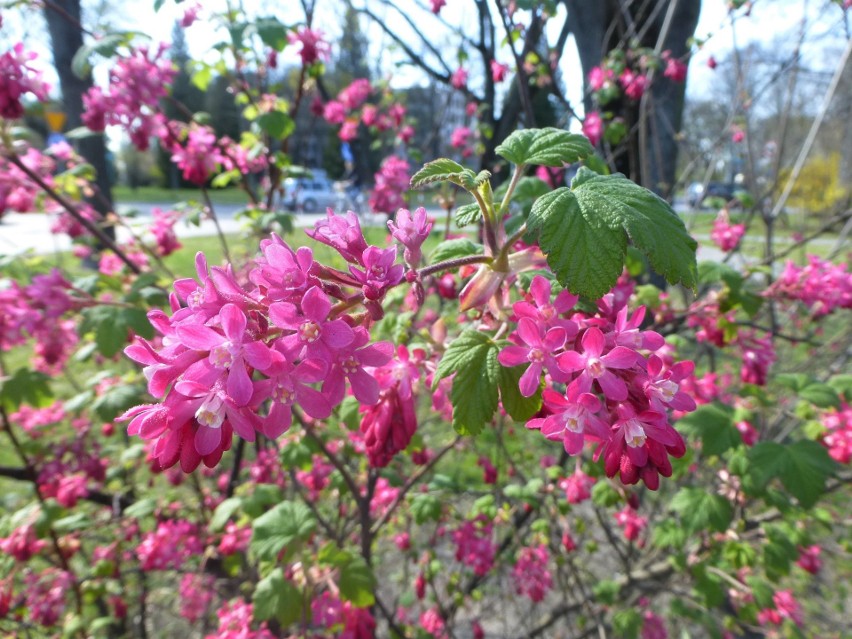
[42,0,114,215]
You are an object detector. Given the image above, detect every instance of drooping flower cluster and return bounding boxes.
[764,254,852,317]
[452,516,496,577]
[0,43,50,119]
[710,210,746,252]
[288,28,332,66]
[120,209,431,471]
[512,544,552,603]
[0,147,58,217]
[820,402,852,463]
[509,276,696,489]
[369,155,411,215]
[81,44,176,150]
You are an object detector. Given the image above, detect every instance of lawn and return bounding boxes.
[112,185,249,206]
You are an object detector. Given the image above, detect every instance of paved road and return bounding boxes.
[0,203,394,257]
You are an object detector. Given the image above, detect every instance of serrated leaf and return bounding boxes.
[338,555,376,607]
[209,497,242,532]
[123,498,157,520]
[411,159,478,190]
[528,187,625,299]
[253,568,303,626]
[571,169,696,292]
[454,203,481,227]
[434,330,499,435]
[747,441,837,508]
[250,501,316,561]
[496,128,594,167]
[676,403,740,456]
[611,608,642,639]
[498,364,543,421]
[0,368,53,411]
[429,238,483,264]
[670,488,733,533]
[827,374,852,401]
[798,382,841,409]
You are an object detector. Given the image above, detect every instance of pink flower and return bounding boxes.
[388,206,433,267]
[707,56,718,70]
[737,330,775,386]
[453,517,495,576]
[420,608,446,638]
[663,55,687,83]
[369,155,410,214]
[559,466,596,503]
[583,111,603,146]
[0,43,50,119]
[614,506,647,541]
[430,0,446,13]
[513,275,578,331]
[350,245,405,301]
[513,545,552,602]
[731,127,745,143]
[338,78,371,110]
[269,285,355,360]
[528,386,610,454]
[323,327,394,405]
[491,60,510,82]
[339,119,359,141]
[772,590,803,626]
[288,28,331,65]
[360,384,417,467]
[451,67,469,90]
[450,126,472,149]
[305,209,368,263]
[171,125,224,185]
[323,100,347,124]
[588,66,614,91]
[150,208,182,256]
[619,69,648,100]
[180,2,201,27]
[796,545,822,574]
[499,318,571,397]
[735,420,758,446]
[557,327,638,401]
[641,609,668,639]
[710,211,745,251]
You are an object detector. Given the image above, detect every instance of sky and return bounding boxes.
[2,0,849,117]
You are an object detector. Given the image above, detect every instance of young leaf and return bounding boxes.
[411,158,478,190]
[250,501,316,561]
[496,128,594,167]
[252,568,303,626]
[0,368,52,412]
[670,488,733,533]
[676,403,740,456]
[454,203,482,227]
[338,555,377,607]
[209,497,242,532]
[528,169,697,298]
[747,441,837,508]
[433,330,500,435]
[429,238,483,264]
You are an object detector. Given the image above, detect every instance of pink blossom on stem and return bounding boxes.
[491,60,510,82]
[512,545,552,602]
[557,327,638,401]
[583,111,603,146]
[0,43,50,119]
[288,28,331,65]
[710,211,745,251]
[305,209,368,263]
[499,318,570,397]
[388,206,433,267]
[451,67,469,90]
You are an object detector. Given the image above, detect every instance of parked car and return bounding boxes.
[281,171,337,213]
[687,181,738,208]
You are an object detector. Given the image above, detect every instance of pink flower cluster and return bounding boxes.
[765,255,852,317]
[0,147,58,216]
[0,43,50,119]
[136,519,203,570]
[170,124,225,185]
[821,402,852,464]
[82,44,176,150]
[614,505,647,541]
[369,155,410,215]
[508,276,696,489]
[120,212,423,472]
[288,28,331,66]
[710,211,745,252]
[320,78,411,143]
[452,516,496,576]
[512,544,552,602]
[309,591,376,637]
[0,269,80,373]
[22,569,73,627]
[757,590,803,627]
[205,600,275,639]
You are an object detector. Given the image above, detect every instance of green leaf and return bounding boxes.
[502,176,550,215]
[209,497,242,532]
[651,520,688,549]
[123,498,157,520]
[496,128,594,167]
[747,441,837,508]
[454,203,481,227]
[72,33,133,78]
[611,609,642,639]
[253,568,303,626]
[250,501,316,562]
[0,368,52,411]
[670,488,733,533]
[338,555,376,607]
[498,364,542,422]
[528,187,624,299]
[429,238,483,264]
[256,111,294,139]
[242,484,283,518]
[529,170,697,299]
[410,494,442,524]
[92,384,146,422]
[827,374,852,401]
[80,306,153,358]
[592,579,621,604]
[254,17,289,50]
[798,383,841,409]
[676,403,740,456]
[411,159,478,190]
[433,330,499,435]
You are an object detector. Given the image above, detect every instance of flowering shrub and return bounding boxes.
[0,7,849,639]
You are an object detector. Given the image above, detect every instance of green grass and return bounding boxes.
[112,185,249,206]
